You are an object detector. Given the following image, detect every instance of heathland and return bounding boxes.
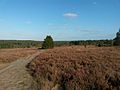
[27,46,120,90]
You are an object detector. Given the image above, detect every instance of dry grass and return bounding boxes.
[0,48,38,64]
[27,46,120,90]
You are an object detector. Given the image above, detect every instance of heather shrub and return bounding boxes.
[27,46,120,90]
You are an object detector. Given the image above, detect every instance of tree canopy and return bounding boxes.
[113,29,120,46]
[42,36,54,49]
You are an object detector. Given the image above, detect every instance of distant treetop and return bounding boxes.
[113,29,120,46]
[116,28,120,38]
[42,36,54,49]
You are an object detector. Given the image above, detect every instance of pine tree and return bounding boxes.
[113,29,120,46]
[42,36,54,49]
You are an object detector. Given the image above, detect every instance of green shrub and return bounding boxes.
[42,36,54,49]
[113,38,120,46]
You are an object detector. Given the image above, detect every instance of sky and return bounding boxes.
[0,0,120,41]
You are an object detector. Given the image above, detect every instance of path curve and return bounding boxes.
[0,51,41,90]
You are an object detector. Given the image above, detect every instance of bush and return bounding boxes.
[42,36,54,49]
[113,29,120,46]
[98,44,102,47]
[113,38,120,46]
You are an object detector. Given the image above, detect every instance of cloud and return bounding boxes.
[25,21,32,24]
[63,12,78,18]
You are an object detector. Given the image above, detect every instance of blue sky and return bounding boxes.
[0,0,120,41]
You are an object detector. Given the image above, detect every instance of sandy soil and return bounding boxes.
[0,51,41,90]
[0,63,9,70]
[0,48,38,64]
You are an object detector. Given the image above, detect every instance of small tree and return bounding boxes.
[113,38,120,46]
[113,29,120,46]
[42,36,54,49]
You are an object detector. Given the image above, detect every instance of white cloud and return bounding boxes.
[63,13,78,18]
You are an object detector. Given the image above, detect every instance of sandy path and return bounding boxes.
[0,63,9,70]
[0,51,41,90]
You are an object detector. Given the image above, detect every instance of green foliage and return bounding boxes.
[54,41,69,46]
[0,39,114,49]
[113,29,120,46]
[97,43,101,47]
[42,36,54,49]
[113,38,120,46]
[0,40,42,49]
[69,40,113,47]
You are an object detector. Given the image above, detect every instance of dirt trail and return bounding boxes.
[0,51,41,90]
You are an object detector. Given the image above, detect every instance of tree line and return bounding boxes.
[0,29,120,49]
[0,39,118,49]
[0,40,41,49]
[69,40,113,47]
